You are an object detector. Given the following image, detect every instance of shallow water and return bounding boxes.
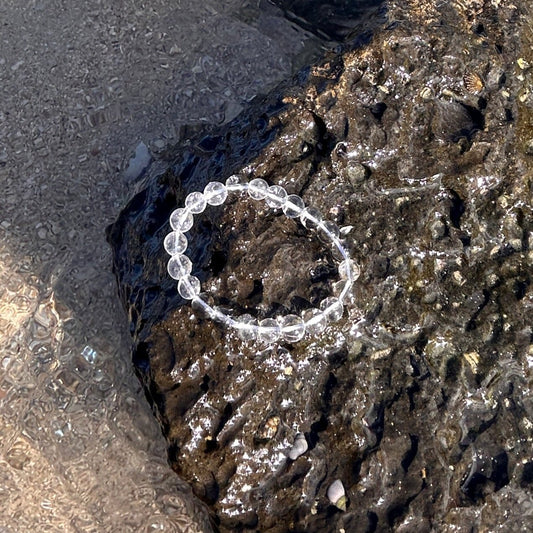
[0,1,326,530]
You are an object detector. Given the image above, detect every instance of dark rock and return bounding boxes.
[107,1,533,531]
[271,0,386,42]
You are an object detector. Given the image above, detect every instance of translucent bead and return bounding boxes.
[185,191,207,214]
[248,178,269,200]
[191,293,215,318]
[339,259,360,281]
[330,240,346,261]
[279,314,306,343]
[334,278,353,302]
[258,318,281,344]
[237,314,258,341]
[167,254,192,280]
[282,194,305,218]
[302,308,327,336]
[265,185,288,209]
[320,296,344,322]
[169,208,193,232]
[300,207,322,229]
[225,174,245,192]
[318,220,340,241]
[178,275,201,300]
[213,306,236,327]
[164,231,188,255]
[204,181,228,206]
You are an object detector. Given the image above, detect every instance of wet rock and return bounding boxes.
[271,0,386,41]
[107,1,533,532]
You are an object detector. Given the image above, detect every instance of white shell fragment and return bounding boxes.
[327,479,347,511]
[288,433,308,460]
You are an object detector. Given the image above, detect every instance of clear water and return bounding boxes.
[0,1,324,530]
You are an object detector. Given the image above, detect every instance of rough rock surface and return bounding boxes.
[108,1,533,531]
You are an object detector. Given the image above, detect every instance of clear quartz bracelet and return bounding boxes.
[164,176,360,343]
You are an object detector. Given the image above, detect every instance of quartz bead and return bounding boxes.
[185,191,207,214]
[237,314,258,341]
[300,207,322,229]
[178,275,201,300]
[167,254,192,280]
[225,174,245,192]
[191,293,216,318]
[248,178,269,200]
[204,181,228,206]
[282,194,305,218]
[258,318,281,344]
[339,258,360,281]
[212,306,232,325]
[265,185,288,209]
[320,296,344,322]
[279,314,306,342]
[330,240,347,261]
[302,308,327,336]
[334,279,353,302]
[169,208,194,232]
[318,220,341,241]
[164,231,188,255]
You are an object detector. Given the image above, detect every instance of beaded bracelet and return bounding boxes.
[164,176,359,343]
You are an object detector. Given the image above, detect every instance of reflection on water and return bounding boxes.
[0,0,326,530]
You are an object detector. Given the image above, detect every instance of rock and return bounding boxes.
[107,1,533,532]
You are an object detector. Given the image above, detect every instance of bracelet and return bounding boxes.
[164,176,359,343]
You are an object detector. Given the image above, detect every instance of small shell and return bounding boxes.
[517,57,530,70]
[327,479,347,511]
[463,72,484,94]
[256,416,280,442]
[288,433,308,460]
[419,86,433,100]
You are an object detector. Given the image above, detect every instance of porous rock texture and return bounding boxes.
[107,1,533,531]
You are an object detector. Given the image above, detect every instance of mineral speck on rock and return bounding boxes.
[107,1,533,531]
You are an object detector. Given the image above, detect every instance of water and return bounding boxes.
[0,1,327,530]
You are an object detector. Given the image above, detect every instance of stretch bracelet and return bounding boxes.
[164,176,359,343]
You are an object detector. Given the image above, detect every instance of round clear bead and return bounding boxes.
[330,240,346,261]
[237,313,258,341]
[320,296,344,322]
[248,178,269,200]
[178,275,201,300]
[302,308,327,336]
[334,278,354,302]
[204,181,228,206]
[318,220,341,241]
[164,231,188,255]
[226,174,245,192]
[258,318,281,344]
[279,314,306,343]
[212,306,231,325]
[167,254,193,280]
[265,185,288,209]
[169,208,194,232]
[191,293,216,319]
[282,194,305,218]
[339,258,360,281]
[300,207,322,229]
[185,191,207,214]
